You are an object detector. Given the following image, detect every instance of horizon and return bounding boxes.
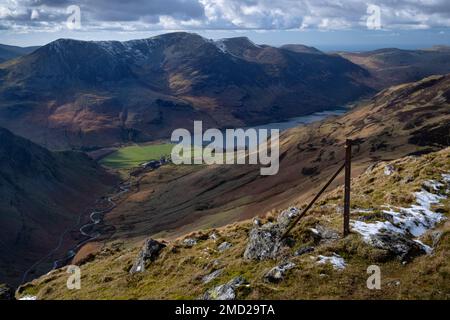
[1,30,449,52]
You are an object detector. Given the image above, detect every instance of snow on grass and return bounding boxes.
[19,295,37,300]
[351,174,449,251]
[316,253,346,270]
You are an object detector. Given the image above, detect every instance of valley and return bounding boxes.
[0,33,448,300]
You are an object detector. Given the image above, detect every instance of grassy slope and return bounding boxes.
[102,74,450,243]
[100,144,174,169]
[18,148,450,300]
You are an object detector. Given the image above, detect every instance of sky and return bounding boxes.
[0,0,449,51]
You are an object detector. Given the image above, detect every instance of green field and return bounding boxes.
[100,144,174,169]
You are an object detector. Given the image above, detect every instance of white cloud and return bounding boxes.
[0,0,449,32]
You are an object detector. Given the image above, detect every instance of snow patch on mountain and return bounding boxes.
[351,174,449,252]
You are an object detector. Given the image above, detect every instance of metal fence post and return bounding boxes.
[343,139,352,237]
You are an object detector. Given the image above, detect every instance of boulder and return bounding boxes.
[244,207,299,260]
[217,242,232,252]
[264,262,296,283]
[203,276,246,300]
[366,230,426,261]
[130,239,166,274]
[0,283,14,300]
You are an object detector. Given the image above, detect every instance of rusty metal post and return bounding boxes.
[343,139,352,237]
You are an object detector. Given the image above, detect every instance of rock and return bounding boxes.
[276,207,300,229]
[310,225,340,243]
[130,239,166,274]
[0,283,14,300]
[316,253,346,270]
[217,242,232,252]
[430,230,443,247]
[264,262,296,283]
[365,162,378,174]
[253,218,262,227]
[244,207,299,260]
[384,164,396,176]
[183,238,197,247]
[209,232,219,241]
[202,276,246,300]
[365,230,426,261]
[403,176,414,184]
[294,246,315,256]
[202,269,223,284]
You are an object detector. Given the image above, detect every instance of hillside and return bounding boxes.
[0,44,39,63]
[337,47,450,89]
[0,32,372,150]
[99,74,450,244]
[0,128,116,287]
[16,147,450,300]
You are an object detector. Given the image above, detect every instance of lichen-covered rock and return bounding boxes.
[264,262,296,283]
[209,232,219,241]
[202,269,223,284]
[0,283,14,300]
[244,207,299,260]
[202,276,246,300]
[366,230,427,261]
[130,239,166,273]
[183,238,197,247]
[384,164,396,176]
[276,207,300,229]
[217,242,232,252]
[310,225,340,243]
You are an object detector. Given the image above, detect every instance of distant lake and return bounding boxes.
[182,108,348,151]
[247,108,347,132]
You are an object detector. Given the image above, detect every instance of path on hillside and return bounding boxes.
[21,181,131,284]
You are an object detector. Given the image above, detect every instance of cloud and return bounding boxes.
[0,0,449,32]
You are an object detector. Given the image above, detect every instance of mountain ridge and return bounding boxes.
[0,32,372,150]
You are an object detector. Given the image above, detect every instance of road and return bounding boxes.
[20,181,131,284]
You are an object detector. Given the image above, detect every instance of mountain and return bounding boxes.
[0,44,39,63]
[102,74,450,243]
[280,44,323,55]
[16,146,450,300]
[0,32,372,150]
[337,46,450,89]
[0,128,116,286]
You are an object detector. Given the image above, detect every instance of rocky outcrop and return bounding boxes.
[130,239,166,274]
[202,276,246,300]
[244,207,299,260]
[264,262,296,283]
[0,283,14,300]
[364,230,427,260]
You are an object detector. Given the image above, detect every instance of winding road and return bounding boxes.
[21,181,131,284]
